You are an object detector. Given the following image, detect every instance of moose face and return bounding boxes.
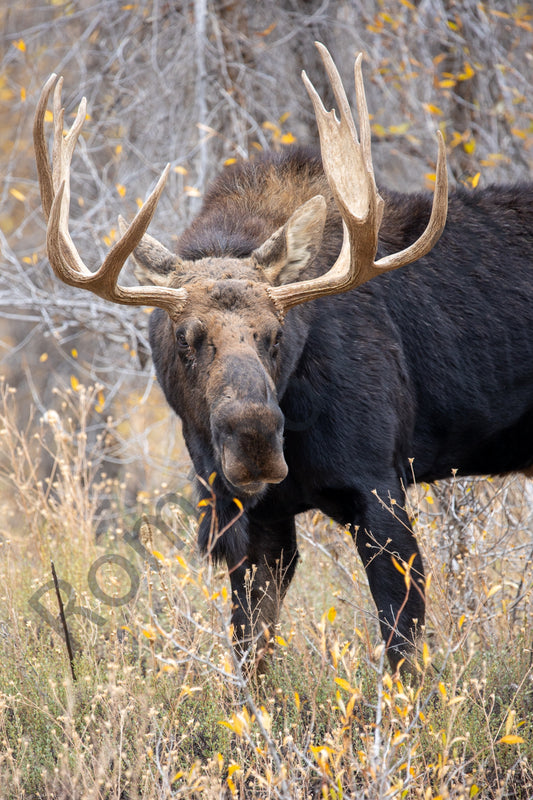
[132,196,329,498]
[159,266,288,497]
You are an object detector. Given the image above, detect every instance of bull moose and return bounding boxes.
[34,44,533,671]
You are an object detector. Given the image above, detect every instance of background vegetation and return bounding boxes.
[0,1,532,798]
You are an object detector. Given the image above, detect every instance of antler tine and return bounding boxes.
[94,166,171,288]
[50,77,90,277]
[34,74,188,320]
[352,51,374,190]
[375,132,448,271]
[33,72,58,219]
[268,44,448,314]
[312,42,359,147]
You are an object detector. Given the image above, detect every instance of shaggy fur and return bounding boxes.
[145,147,533,667]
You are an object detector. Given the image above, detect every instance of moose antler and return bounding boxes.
[33,74,188,320]
[268,43,448,313]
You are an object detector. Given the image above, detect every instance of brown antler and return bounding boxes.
[33,74,188,321]
[268,43,448,313]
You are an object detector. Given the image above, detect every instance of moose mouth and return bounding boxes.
[220,442,288,497]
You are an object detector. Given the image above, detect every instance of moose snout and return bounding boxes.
[212,400,288,492]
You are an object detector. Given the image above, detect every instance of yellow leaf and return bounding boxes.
[256,21,277,36]
[422,641,431,668]
[448,695,466,706]
[208,471,217,486]
[470,785,480,798]
[391,555,406,575]
[259,705,272,734]
[439,79,456,88]
[346,692,358,718]
[71,348,78,359]
[184,186,201,197]
[327,606,337,623]
[459,63,475,81]
[20,87,26,102]
[280,132,296,145]
[44,109,53,123]
[294,691,300,710]
[13,39,26,52]
[279,111,291,124]
[425,494,434,504]
[471,172,481,188]
[70,375,80,391]
[458,613,466,630]
[335,677,354,693]
[505,709,516,735]
[116,183,126,197]
[389,122,410,135]
[10,188,25,202]
[423,103,443,116]
[464,139,476,154]
[224,158,237,166]
[498,735,525,745]
[39,353,48,363]
[174,165,188,175]
[371,123,387,138]
[233,497,243,512]
[275,634,288,647]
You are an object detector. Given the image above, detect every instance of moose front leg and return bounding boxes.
[226,517,298,672]
[354,487,426,672]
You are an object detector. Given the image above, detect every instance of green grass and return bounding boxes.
[0,383,531,798]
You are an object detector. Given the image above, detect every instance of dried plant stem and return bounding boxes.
[50,559,77,682]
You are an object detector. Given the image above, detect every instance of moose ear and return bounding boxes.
[118,216,181,286]
[252,195,327,286]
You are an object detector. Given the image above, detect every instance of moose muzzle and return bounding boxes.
[212,398,287,493]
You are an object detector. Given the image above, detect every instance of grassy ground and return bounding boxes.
[0,382,531,799]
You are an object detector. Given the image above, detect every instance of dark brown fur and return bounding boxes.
[136,147,533,669]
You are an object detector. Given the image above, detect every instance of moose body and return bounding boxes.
[147,149,533,665]
[34,46,533,669]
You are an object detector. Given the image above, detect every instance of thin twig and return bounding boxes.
[50,560,77,681]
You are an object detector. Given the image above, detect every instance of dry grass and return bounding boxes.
[1,4,532,797]
[0,382,531,799]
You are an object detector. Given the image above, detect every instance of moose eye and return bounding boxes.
[176,330,189,351]
[270,328,283,357]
